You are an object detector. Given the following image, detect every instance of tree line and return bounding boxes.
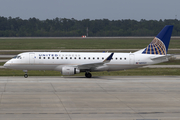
[0,16,180,37]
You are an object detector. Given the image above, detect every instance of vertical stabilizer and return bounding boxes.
[142,25,173,55]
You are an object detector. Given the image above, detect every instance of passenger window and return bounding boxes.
[116,58,117,60]
[48,57,50,59]
[102,57,104,60]
[61,57,63,59]
[52,57,54,59]
[74,57,76,59]
[120,58,122,60]
[97,57,99,59]
[66,57,68,59]
[93,57,95,60]
[88,57,90,59]
[79,57,81,59]
[124,58,126,60]
[84,57,86,59]
[70,57,72,59]
[57,57,59,59]
[44,57,45,59]
[39,57,41,59]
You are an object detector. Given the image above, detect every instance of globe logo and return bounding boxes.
[142,37,166,55]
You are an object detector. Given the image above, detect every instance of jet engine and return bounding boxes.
[61,67,80,75]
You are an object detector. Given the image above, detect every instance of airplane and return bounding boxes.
[4,25,173,78]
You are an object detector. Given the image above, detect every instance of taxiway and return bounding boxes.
[0,76,180,120]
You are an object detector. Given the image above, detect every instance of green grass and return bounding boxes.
[0,38,180,50]
[156,59,180,65]
[90,68,180,76]
[0,62,4,66]
[1,68,180,76]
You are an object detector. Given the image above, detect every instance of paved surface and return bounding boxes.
[0,76,180,120]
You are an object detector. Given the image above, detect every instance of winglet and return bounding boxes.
[103,53,114,63]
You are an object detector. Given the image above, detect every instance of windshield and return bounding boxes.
[13,55,22,59]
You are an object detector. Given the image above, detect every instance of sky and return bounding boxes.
[0,0,179,21]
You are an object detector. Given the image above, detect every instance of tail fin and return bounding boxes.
[142,25,173,55]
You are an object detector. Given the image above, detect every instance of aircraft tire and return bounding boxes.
[24,74,28,78]
[85,72,92,78]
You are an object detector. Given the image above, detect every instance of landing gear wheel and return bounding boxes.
[85,72,92,78]
[24,74,28,78]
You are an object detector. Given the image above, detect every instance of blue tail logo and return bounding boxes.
[142,25,173,55]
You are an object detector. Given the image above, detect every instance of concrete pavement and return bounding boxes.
[0,76,180,120]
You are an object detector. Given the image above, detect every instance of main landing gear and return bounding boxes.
[23,70,28,78]
[85,72,92,78]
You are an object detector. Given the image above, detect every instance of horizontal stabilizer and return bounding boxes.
[150,54,174,60]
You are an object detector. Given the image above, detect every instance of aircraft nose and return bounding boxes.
[3,60,11,68]
[3,62,8,68]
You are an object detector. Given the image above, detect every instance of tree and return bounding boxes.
[0,16,179,37]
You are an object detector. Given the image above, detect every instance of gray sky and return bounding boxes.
[0,0,179,20]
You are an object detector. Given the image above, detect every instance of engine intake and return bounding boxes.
[61,67,80,75]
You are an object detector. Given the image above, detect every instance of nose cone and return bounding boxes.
[3,62,8,68]
[3,60,11,68]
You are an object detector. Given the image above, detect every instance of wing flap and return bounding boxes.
[78,62,104,69]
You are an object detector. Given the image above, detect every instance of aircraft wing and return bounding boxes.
[77,53,114,70]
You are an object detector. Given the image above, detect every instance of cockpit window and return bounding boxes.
[13,55,21,59]
[13,56,18,59]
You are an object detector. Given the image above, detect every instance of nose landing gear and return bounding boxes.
[23,70,28,78]
[24,74,28,78]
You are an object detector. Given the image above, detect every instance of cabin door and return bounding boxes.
[129,54,135,64]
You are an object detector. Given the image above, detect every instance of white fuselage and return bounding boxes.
[4,52,168,72]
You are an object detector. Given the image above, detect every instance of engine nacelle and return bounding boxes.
[61,67,80,75]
